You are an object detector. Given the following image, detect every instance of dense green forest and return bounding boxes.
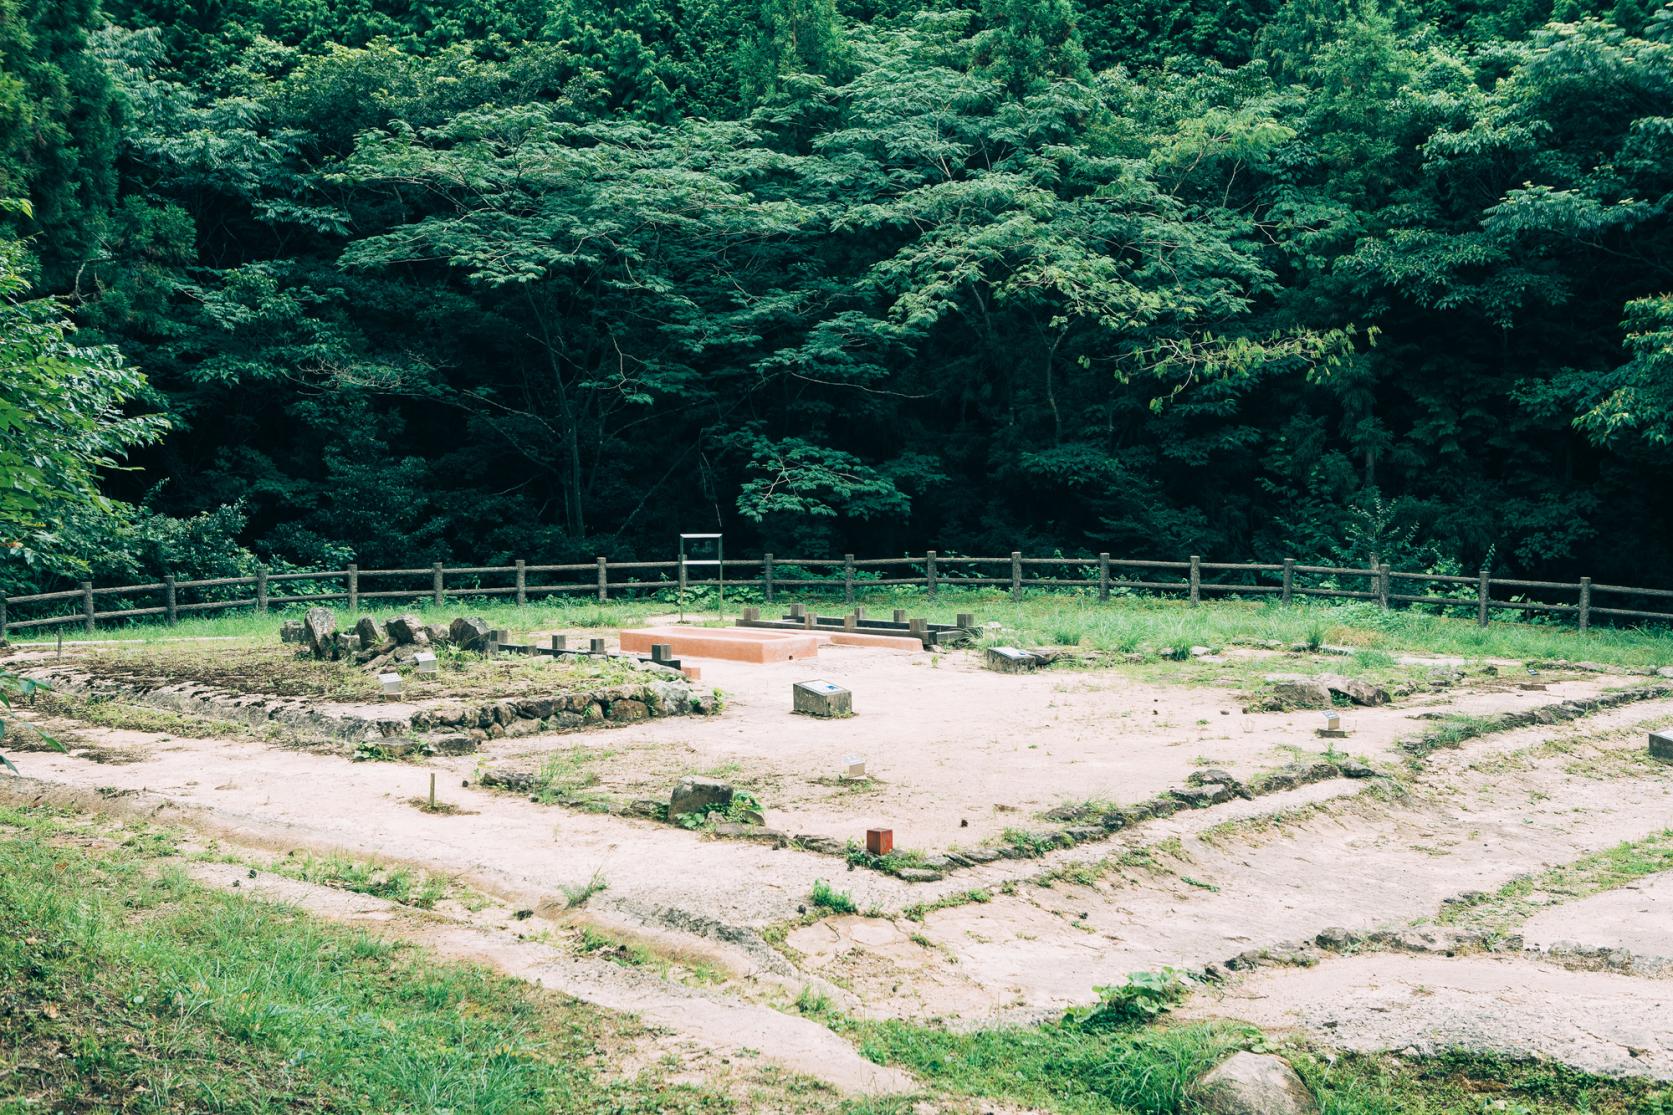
[2,0,1670,595]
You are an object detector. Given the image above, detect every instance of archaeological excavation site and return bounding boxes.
[4,571,1673,1114]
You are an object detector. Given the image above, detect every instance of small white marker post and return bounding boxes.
[415,651,438,676]
[1318,710,1348,738]
[845,755,866,779]
[378,672,401,701]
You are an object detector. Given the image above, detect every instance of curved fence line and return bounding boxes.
[2,551,1669,638]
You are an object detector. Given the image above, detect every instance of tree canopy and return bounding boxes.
[2,0,1670,594]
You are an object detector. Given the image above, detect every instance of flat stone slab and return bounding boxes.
[620,626,819,664]
[826,631,924,652]
[1650,730,1673,762]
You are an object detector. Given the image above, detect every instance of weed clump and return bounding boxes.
[809,880,858,914]
[1064,968,1193,1030]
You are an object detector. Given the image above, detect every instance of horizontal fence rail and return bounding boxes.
[2,550,1670,639]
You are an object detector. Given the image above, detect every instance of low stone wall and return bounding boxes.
[21,660,717,756]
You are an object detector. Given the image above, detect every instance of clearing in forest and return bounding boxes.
[4,593,1673,1114]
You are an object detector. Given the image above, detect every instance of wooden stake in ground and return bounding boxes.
[428,772,437,811]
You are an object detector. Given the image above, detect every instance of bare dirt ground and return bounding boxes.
[1522,872,1673,955]
[489,631,1623,853]
[1178,954,1673,1078]
[8,631,1673,1097]
[782,702,1673,1026]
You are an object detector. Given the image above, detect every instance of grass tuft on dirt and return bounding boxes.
[847,1015,1673,1114]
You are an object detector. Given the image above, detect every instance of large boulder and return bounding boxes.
[303,607,336,657]
[423,623,453,647]
[1194,1052,1318,1115]
[1318,674,1390,706]
[449,616,491,652]
[385,613,425,644]
[670,776,733,820]
[1266,675,1332,709]
[353,616,382,650]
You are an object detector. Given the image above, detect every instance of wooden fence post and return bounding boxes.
[597,557,608,602]
[432,562,444,607]
[926,550,937,598]
[255,566,269,613]
[1377,563,1390,610]
[763,553,775,604]
[515,559,527,606]
[1189,556,1201,606]
[164,575,178,626]
[0,596,7,642]
[347,563,359,612]
[1282,558,1294,604]
[81,581,95,634]
[1011,552,1022,601]
[1477,569,1491,627]
[1578,577,1592,634]
[1099,553,1110,602]
[843,554,855,604]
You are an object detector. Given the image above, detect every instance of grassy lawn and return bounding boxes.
[0,804,743,1115]
[15,590,1673,672]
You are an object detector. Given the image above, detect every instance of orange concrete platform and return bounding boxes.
[620,626,821,664]
[827,631,925,652]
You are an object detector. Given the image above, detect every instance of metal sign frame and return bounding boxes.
[678,533,723,623]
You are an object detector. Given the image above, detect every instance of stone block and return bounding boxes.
[793,680,852,718]
[303,607,336,656]
[385,613,424,644]
[354,616,382,649]
[1194,1051,1319,1115]
[671,776,733,820]
[449,615,491,652]
[1651,730,1673,763]
[279,620,306,644]
[894,867,942,883]
[985,646,1038,673]
[1266,675,1332,709]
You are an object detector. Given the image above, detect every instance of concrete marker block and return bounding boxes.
[986,646,1038,674]
[793,680,852,718]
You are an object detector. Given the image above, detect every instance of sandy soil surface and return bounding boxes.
[489,637,1625,853]
[1522,872,1673,957]
[1178,953,1673,1079]
[2,709,1363,929]
[782,699,1673,1024]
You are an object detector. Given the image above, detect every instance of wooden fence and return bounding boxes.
[3,551,1672,639]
